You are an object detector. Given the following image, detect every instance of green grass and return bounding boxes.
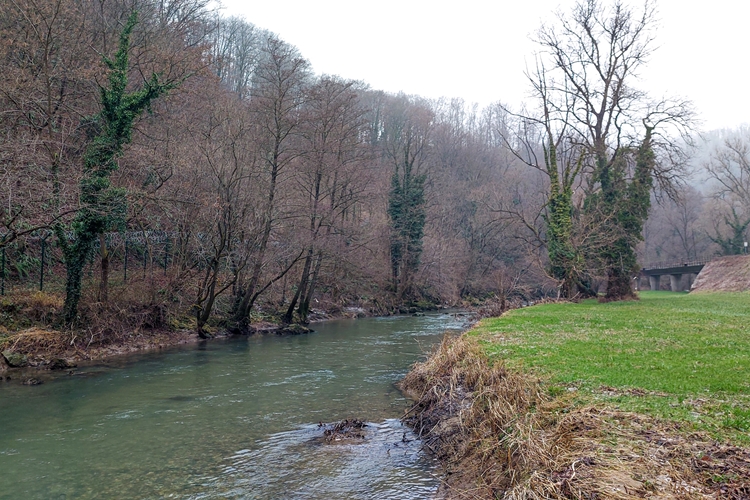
[472,291,750,444]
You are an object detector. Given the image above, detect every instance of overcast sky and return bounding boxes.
[219,0,749,132]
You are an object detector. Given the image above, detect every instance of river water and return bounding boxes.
[0,313,466,499]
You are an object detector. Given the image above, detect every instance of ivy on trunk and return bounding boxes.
[587,125,655,301]
[55,12,174,324]
[388,158,426,300]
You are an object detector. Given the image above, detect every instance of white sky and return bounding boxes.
[219,0,750,132]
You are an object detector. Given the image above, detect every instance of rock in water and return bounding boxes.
[321,419,368,443]
[278,324,313,335]
[49,358,77,370]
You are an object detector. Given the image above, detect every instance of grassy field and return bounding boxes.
[471,291,750,444]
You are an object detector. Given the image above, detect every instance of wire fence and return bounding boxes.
[0,231,180,296]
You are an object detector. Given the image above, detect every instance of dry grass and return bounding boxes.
[0,326,85,372]
[401,335,750,499]
[0,282,196,367]
[0,323,198,367]
[0,290,64,325]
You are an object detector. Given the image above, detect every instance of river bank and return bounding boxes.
[402,293,750,499]
[0,289,462,375]
[0,314,331,374]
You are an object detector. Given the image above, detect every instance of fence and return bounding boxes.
[0,231,180,296]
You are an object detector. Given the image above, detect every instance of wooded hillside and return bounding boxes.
[1,0,746,335]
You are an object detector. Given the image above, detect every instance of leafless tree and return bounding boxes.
[699,127,750,254]
[232,35,311,326]
[0,0,98,247]
[283,76,370,323]
[499,0,693,299]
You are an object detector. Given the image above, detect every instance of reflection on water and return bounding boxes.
[0,313,466,499]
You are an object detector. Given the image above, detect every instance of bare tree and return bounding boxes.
[232,35,311,327]
[0,0,98,247]
[501,0,692,299]
[186,92,257,336]
[704,127,750,207]
[209,16,264,99]
[283,76,370,323]
[697,127,750,255]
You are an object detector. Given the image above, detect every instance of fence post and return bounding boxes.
[124,239,128,283]
[1,246,5,296]
[39,238,46,292]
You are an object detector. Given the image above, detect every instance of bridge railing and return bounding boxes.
[641,257,712,271]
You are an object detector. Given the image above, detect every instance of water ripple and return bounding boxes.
[209,419,436,500]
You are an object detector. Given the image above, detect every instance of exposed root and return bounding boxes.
[401,335,750,499]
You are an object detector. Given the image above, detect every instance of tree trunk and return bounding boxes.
[234,166,278,325]
[98,233,109,304]
[576,275,598,299]
[284,248,312,324]
[236,257,263,324]
[398,262,410,302]
[196,281,218,339]
[605,266,636,301]
[299,251,322,324]
[283,282,303,325]
[63,256,85,323]
[60,233,95,324]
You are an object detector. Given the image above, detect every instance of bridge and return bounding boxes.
[639,258,711,292]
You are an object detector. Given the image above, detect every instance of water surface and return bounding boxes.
[0,313,465,499]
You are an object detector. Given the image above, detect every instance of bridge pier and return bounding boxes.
[648,275,661,291]
[669,274,683,292]
[641,260,708,293]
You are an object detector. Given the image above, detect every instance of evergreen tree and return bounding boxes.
[55,12,175,323]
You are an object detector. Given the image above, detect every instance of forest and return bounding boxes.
[1,0,749,340]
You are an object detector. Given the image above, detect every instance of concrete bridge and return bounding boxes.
[640,259,710,292]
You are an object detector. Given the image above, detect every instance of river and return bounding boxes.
[0,313,467,499]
